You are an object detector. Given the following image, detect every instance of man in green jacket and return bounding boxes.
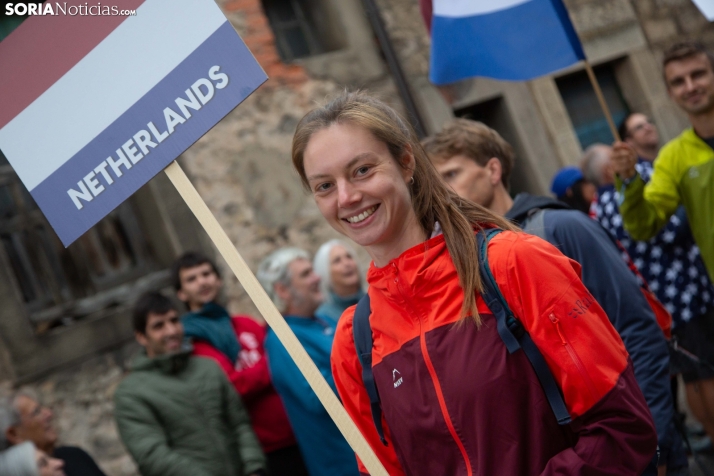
[114,292,266,476]
[613,41,714,282]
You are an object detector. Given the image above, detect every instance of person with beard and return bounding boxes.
[257,248,360,476]
[423,118,683,475]
[171,252,307,476]
[114,292,266,476]
[550,166,597,214]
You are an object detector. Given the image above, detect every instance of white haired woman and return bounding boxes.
[313,239,366,323]
[0,441,65,476]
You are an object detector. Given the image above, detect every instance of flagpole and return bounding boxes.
[583,60,622,142]
[163,161,389,476]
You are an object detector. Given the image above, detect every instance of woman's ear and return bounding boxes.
[400,144,417,180]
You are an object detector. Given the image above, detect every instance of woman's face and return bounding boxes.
[36,449,65,476]
[329,245,360,295]
[303,122,420,264]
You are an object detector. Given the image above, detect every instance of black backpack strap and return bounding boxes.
[353,294,388,445]
[477,229,571,425]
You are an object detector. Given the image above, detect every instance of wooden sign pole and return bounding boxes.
[583,60,622,142]
[164,161,388,476]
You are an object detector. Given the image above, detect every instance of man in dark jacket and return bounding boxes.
[423,118,686,475]
[114,292,266,476]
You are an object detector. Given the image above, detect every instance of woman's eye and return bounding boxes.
[356,166,370,176]
[315,182,332,192]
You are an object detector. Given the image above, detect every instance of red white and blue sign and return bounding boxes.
[0,0,267,246]
[424,0,586,84]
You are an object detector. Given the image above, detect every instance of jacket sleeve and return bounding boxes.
[232,320,274,403]
[547,212,674,462]
[218,365,267,475]
[264,331,334,415]
[331,310,406,476]
[617,152,681,241]
[113,386,210,476]
[490,232,658,475]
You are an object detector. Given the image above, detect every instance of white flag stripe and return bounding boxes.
[692,0,714,21]
[433,0,531,18]
[0,0,226,191]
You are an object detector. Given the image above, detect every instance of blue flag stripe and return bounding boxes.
[429,0,585,84]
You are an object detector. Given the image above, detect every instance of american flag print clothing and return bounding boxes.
[592,159,714,327]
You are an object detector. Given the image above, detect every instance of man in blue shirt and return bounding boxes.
[257,248,359,476]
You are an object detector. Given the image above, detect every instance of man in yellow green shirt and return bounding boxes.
[613,40,714,450]
[613,41,714,284]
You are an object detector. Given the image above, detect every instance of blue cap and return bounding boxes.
[550,166,583,198]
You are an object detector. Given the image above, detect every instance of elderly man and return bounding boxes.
[114,291,266,476]
[257,248,359,476]
[0,390,105,476]
[423,118,685,475]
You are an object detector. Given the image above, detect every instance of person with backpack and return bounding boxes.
[291,91,656,475]
[423,118,685,475]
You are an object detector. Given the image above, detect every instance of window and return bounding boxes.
[455,97,541,195]
[0,150,158,333]
[556,63,630,149]
[262,0,343,62]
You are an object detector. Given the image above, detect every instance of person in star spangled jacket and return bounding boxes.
[583,136,714,447]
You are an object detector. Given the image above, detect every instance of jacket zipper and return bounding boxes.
[548,313,599,401]
[393,264,474,476]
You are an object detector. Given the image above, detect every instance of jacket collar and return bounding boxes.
[130,343,193,375]
[367,233,449,296]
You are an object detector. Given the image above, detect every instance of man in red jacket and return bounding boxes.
[172,252,308,476]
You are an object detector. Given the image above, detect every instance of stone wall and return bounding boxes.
[632,0,714,54]
[0,343,141,475]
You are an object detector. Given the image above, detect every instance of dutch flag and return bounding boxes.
[0,0,266,246]
[422,0,586,84]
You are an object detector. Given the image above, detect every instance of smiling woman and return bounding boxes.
[290,91,659,476]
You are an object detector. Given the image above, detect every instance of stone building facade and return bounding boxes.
[0,0,713,474]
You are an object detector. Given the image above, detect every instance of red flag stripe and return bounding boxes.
[0,0,145,130]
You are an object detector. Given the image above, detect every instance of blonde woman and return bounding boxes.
[291,91,657,476]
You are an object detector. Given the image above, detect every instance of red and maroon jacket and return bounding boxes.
[193,316,297,454]
[332,231,657,475]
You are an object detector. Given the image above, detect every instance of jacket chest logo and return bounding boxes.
[393,369,403,388]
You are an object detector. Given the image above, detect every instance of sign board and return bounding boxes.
[0,0,267,246]
[0,3,389,472]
